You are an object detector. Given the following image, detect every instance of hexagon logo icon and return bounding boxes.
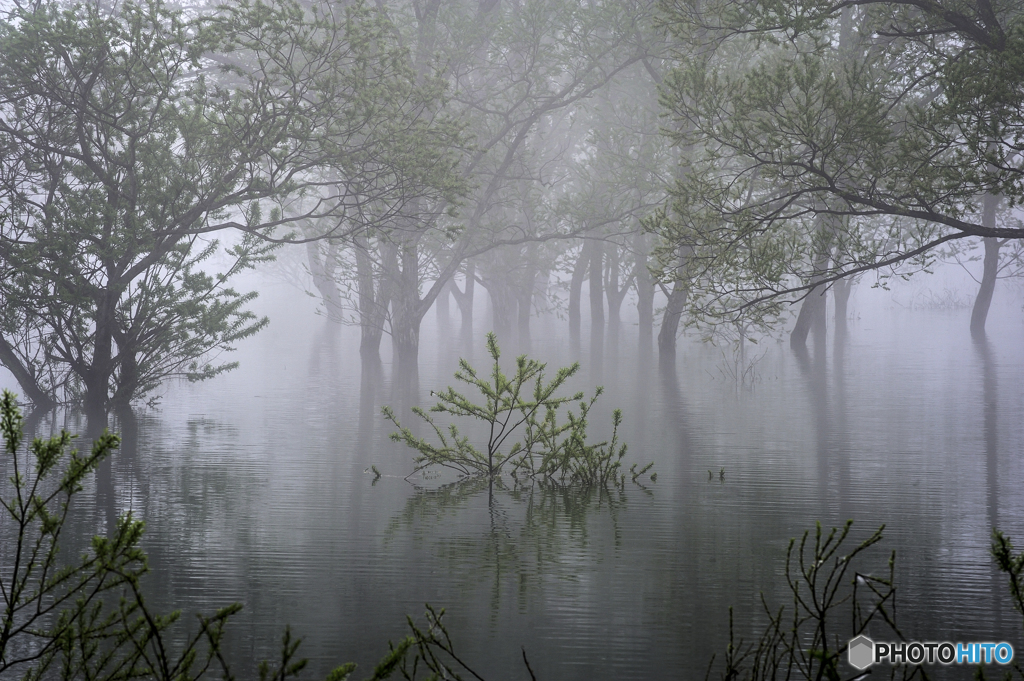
[848,635,875,670]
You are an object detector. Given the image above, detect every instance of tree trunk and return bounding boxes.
[791,234,831,350]
[516,279,532,351]
[604,244,633,352]
[390,238,422,376]
[85,290,117,424]
[790,286,828,350]
[516,245,539,351]
[832,276,854,344]
[970,237,1000,337]
[386,227,467,374]
[605,245,622,331]
[587,240,605,365]
[392,304,420,377]
[568,247,587,351]
[480,274,516,344]
[658,281,688,359]
[109,344,138,411]
[829,11,859,351]
[355,234,387,359]
[306,240,343,323]
[435,278,452,334]
[587,240,604,331]
[971,194,1001,337]
[0,336,56,410]
[451,261,475,343]
[634,232,655,357]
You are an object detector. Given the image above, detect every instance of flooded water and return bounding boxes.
[5,286,1024,680]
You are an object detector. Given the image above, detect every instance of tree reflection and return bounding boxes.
[792,338,851,520]
[974,334,1004,634]
[385,476,647,603]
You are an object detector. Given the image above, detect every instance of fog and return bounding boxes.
[1,1,1023,679]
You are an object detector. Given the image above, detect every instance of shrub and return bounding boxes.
[384,333,653,487]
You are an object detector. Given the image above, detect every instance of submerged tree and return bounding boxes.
[299,0,658,371]
[384,333,653,488]
[0,0,464,419]
[656,0,1024,340]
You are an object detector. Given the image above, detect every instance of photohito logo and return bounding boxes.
[848,635,1014,670]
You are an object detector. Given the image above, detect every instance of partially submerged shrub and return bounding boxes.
[708,523,1024,681]
[384,333,653,487]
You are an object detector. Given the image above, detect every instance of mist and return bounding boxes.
[1,1,1023,679]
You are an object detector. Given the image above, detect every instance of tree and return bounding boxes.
[553,64,673,353]
[655,0,1024,339]
[0,0,464,419]
[304,0,655,373]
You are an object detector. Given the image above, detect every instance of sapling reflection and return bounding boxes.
[383,333,653,487]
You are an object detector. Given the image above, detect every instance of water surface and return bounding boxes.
[6,292,1023,680]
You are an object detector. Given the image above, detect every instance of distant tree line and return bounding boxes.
[1,0,1022,418]
[0,0,466,418]
[655,0,1024,346]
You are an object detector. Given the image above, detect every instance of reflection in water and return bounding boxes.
[307,321,342,386]
[358,354,384,470]
[831,331,852,523]
[5,308,1020,680]
[974,335,1003,633]
[974,337,1000,534]
[110,406,140,527]
[92,410,127,537]
[792,338,851,521]
[657,351,696,471]
[385,476,640,624]
[20,403,50,443]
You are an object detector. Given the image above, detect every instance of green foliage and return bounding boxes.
[384,333,651,487]
[654,0,1024,332]
[259,627,309,681]
[0,388,251,679]
[0,0,467,411]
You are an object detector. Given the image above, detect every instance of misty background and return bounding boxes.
[1,0,1023,679]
